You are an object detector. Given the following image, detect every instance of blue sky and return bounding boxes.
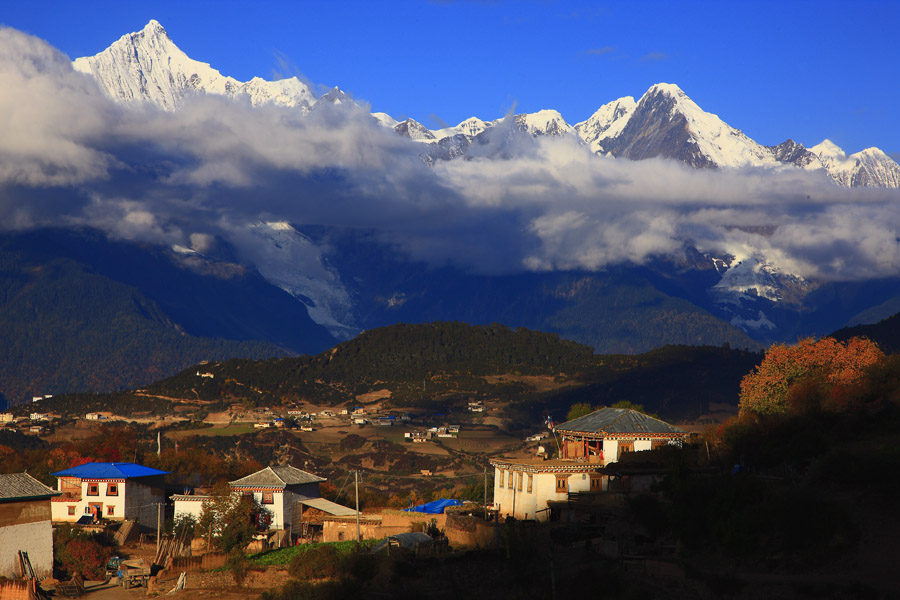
[3,0,898,154]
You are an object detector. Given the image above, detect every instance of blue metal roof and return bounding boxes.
[51,462,168,479]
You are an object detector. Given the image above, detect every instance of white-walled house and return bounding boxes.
[554,407,686,465]
[491,458,605,522]
[228,466,326,533]
[0,473,59,579]
[50,462,168,528]
[171,493,208,523]
[490,409,686,522]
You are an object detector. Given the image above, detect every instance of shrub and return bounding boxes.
[289,545,341,580]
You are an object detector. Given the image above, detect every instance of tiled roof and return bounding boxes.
[556,408,683,435]
[229,465,325,488]
[51,462,169,479]
[0,473,60,501]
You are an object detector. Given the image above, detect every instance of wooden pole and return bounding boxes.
[483,468,488,521]
[354,470,360,543]
[156,503,162,556]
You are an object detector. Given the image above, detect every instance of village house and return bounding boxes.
[0,473,60,579]
[491,458,606,522]
[554,407,686,465]
[490,408,686,522]
[227,465,327,532]
[50,462,168,528]
[172,468,354,544]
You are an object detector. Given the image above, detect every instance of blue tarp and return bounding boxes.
[404,498,462,514]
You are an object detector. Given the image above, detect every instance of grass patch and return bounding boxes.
[250,540,379,566]
[185,424,256,437]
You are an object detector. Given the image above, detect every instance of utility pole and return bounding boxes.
[483,468,488,521]
[354,470,360,543]
[156,503,162,555]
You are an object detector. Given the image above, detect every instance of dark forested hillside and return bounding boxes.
[37,322,761,422]
[832,310,900,354]
[0,229,324,406]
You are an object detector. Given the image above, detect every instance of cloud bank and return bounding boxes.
[2,27,900,284]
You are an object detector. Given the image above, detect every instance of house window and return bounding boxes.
[517,472,523,492]
[338,532,344,541]
[87,483,99,496]
[555,475,568,493]
[508,472,513,489]
[107,483,118,496]
[498,470,504,488]
[618,441,634,455]
[590,474,603,491]
[262,492,274,505]
[107,506,115,516]
[527,474,533,494]
[68,506,76,516]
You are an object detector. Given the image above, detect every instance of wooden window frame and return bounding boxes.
[517,472,523,492]
[498,470,504,488]
[527,473,533,494]
[107,483,118,496]
[68,506,76,516]
[262,492,274,505]
[87,483,99,496]
[555,475,568,493]
[107,505,115,516]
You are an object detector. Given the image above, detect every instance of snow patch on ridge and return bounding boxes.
[247,222,358,340]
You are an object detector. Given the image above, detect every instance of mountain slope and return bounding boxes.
[0,229,339,405]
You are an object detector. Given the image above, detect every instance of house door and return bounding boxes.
[89,503,103,522]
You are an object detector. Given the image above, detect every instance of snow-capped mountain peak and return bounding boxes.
[574,96,636,154]
[810,138,846,160]
[73,20,316,112]
[809,140,900,187]
[73,23,900,189]
[514,109,575,137]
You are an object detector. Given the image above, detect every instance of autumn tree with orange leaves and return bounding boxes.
[739,337,883,416]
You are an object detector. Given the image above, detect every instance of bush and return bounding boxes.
[227,550,251,586]
[289,545,342,580]
[54,535,112,580]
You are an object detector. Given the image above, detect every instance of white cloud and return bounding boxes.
[2,27,900,285]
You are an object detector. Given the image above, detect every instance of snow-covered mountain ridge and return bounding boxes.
[73,20,316,111]
[75,20,900,189]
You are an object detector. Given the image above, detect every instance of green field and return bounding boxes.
[174,423,256,437]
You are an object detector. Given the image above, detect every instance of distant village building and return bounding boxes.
[554,407,686,465]
[0,473,59,579]
[50,462,168,528]
[85,412,106,421]
[29,413,48,421]
[0,413,14,423]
